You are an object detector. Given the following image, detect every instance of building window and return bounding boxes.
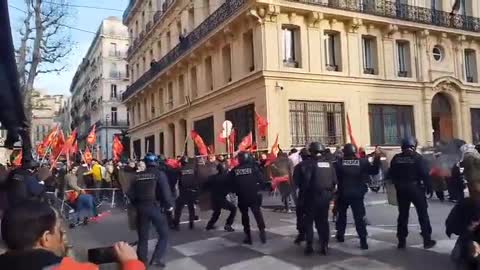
[159,132,165,154]
[143,98,148,121]
[205,56,213,91]
[190,66,198,98]
[369,104,415,145]
[149,49,154,66]
[282,25,300,68]
[166,32,171,50]
[126,64,129,78]
[127,107,130,126]
[131,105,135,126]
[142,11,145,29]
[178,75,185,104]
[471,109,480,144]
[193,116,215,155]
[225,104,255,149]
[142,57,146,73]
[135,21,139,38]
[188,8,195,31]
[432,45,444,62]
[222,45,232,83]
[136,63,140,79]
[157,40,162,58]
[396,40,411,77]
[167,82,173,109]
[362,35,378,74]
[111,107,118,125]
[158,88,164,113]
[110,63,118,78]
[324,31,342,71]
[151,93,156,117]
[110,43,118,56]
[289,100,345,146]
[111,84,117,98]
[243,30,255,72]
[133,139,141,160]
[465,49,478,83]
[136,102,141,124]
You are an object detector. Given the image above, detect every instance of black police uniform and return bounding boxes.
[229,160,266,244]
[389,149,435,248]
[298,155,337,254]
[173,160,199,229]
[205,162,236,231]
[128,166,174,265]
[334,155,379,247]
[292,156,309,244]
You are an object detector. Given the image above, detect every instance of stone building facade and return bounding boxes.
[122,0,480,158]
[70,17,130,159]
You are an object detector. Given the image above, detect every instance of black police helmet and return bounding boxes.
[180,156,189,165]
[401,137,417,150]
[144,152,158,167]
[342,143,357,157]
[237,151,252,165]
[299,148,310,160]
[308,142,326,155]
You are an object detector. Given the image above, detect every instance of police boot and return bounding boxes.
[360,237,368,250]
[172,221,180,231]
[243,231,253,245]
[189,221,195,230]
[319,242,329,256]
[397,238,406,249]
[335,234,345,243]
[294,233,305,245]
[205,224,217,231]
[259,230,267,244]
[224,225,235,232]
[304,243,314,256]
[423,238,436,249]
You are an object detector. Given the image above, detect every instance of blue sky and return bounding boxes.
[8,0,129,96]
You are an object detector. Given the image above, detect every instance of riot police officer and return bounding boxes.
[334,144,380,250]
[298,142,337,255]
[127,153,174,266]
[389,137,436,249]
[230,151,266,244]
[173,156,198,230]
[292,148,310,245]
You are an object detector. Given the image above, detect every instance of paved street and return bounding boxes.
[68,191,458,269]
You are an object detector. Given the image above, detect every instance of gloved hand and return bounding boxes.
[425,187,433,197]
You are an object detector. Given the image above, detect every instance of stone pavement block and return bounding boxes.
[165,257,206,270]
[330,238,395,256]
[243,236,293,255]
[312,257,399,270]
[220,256,301,270]
[266,225,297,237]
[411,238,457,255]
[173,236,237,256]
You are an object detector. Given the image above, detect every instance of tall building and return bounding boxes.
[57,98,72,135]
[70,17,130,160]
[31,90,65,146]
[122,0,480,158]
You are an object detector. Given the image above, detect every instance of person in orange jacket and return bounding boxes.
[0,200,145,270]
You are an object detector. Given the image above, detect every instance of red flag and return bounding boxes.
[238,132,253,152]
[84,148,93,164]
[255,112,269,137]
[228,157,239,169]
[73,141,78,154]
[86,125,96,146]
[51,130,65,159]
[42,126,59,148]
[64,129,77,154]
[346,113,358,149]
[37,143,46,157]
[166,158,181,169]
[13,150,22,167]
[191,130,208,156]
[112,135,124,161]
[207,145,215,155]
[265,134,280,166]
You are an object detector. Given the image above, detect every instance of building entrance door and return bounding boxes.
[431,93,453,144]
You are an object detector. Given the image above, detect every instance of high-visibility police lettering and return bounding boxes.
[317,162,331,168]
[342,160,360,166]
[137,173,156,181]
[395,156,415,164]
[181,169,195,175]
[235,168,253,176]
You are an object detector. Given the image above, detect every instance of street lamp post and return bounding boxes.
[105,114,110,160]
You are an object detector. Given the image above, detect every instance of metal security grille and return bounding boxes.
[133,139,141,160]
[369,104,415,146]
[225,104,255,148]
[289,100,345,147]
[193,116,214,155]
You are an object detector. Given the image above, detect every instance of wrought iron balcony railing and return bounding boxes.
[291,0,480,32]
[123,0,136,23]
[122,0,247,101]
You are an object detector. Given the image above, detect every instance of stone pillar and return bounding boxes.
[174,119,186,156]
[460,90,472,142]
[347,31,360,77]
[423,96,434,146]
[165,123,175,158]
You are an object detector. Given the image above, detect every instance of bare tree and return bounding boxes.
[15,0,73,122]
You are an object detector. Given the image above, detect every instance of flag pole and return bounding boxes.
[182,135,189,156]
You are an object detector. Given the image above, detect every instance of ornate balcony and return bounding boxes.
[154,10,162,23]
[122,0,248,101]
[290,0,480,32]
[146,21,152,31]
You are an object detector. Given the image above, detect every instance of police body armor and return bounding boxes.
[179,162,197,191]
[232,164,261,206]
[390,152,423,189]
[304,157,336,202]
[133,171,157,204]
[338,158,368,198]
